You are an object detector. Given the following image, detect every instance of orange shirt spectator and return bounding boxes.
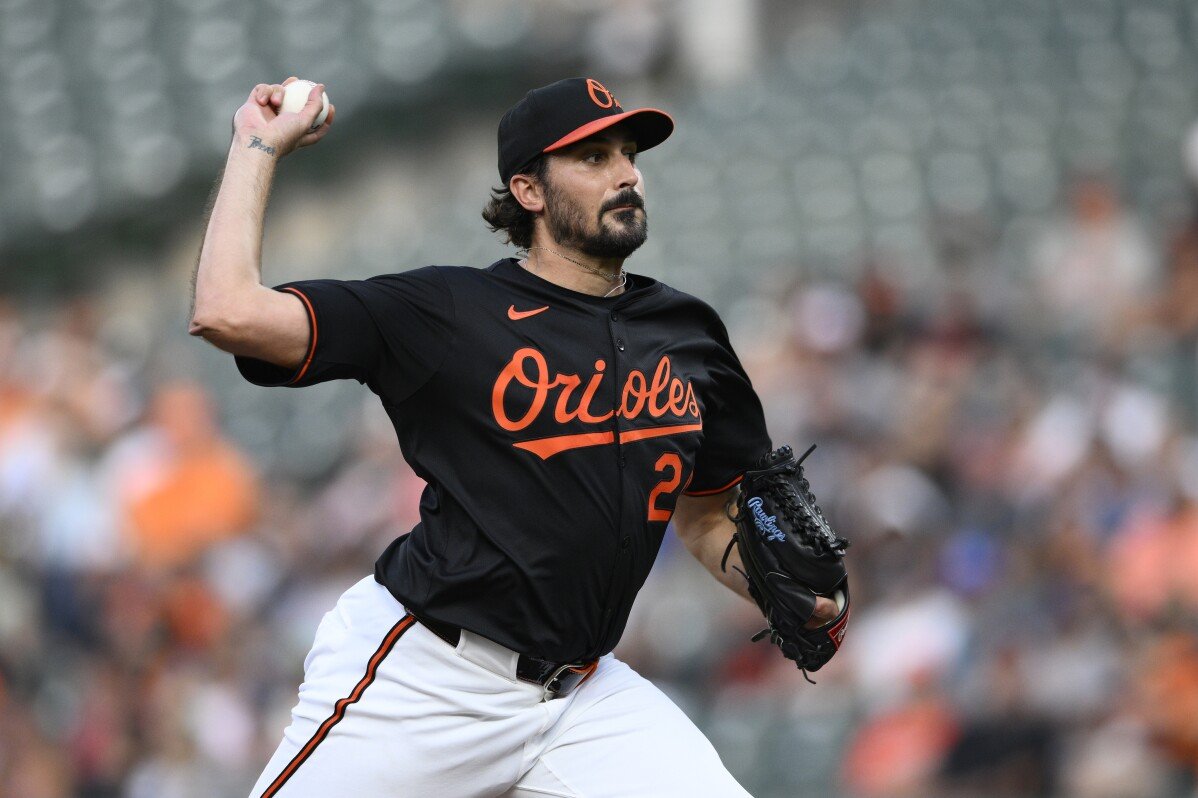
[115,382,258,571]
[1107,503,1198,622]
[1134,633,1198,767]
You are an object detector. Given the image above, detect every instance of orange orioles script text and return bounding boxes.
[491,349,702,459]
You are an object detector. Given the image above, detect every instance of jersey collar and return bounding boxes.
[492,258,661,305]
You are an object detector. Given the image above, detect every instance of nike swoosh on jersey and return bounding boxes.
[508,305,550,321]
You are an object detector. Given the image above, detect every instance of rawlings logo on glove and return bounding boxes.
[722,444,851,680]
[747,497,786,542]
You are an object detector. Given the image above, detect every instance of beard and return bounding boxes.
[542,180,648,259]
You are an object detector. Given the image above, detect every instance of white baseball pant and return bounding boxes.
[248,577,753,797]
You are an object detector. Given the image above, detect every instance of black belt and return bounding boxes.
[414,614,597,700]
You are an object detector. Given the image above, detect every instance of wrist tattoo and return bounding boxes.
[247,135,276,156]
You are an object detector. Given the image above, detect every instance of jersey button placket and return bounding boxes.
[607,309,627,473]
[600,306,630,650]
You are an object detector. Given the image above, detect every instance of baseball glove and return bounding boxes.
[722,444,850,679]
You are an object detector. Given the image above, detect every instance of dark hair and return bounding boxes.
[481,156,548,250]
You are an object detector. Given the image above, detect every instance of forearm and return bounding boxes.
[189,136,279,339]
[186,79,331,367]
[681,513,754,602]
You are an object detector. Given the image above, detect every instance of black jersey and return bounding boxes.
[236,258,770,661]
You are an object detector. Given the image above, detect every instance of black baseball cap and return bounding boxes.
[497,77,674,185]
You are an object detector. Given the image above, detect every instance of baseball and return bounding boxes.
[280,79,329,131]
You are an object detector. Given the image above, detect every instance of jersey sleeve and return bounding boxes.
[684,315,771,496]
[234,266,455,400]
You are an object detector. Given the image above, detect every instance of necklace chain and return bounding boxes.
[526,246,627,297]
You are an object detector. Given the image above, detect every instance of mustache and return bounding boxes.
[600,191,645,214]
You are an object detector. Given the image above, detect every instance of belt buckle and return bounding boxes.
[541,661,596,701]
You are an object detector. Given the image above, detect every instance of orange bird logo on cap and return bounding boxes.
[586,79,617,109]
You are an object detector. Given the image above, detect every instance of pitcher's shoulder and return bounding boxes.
[374,262,508,295]
[647,281,725,324]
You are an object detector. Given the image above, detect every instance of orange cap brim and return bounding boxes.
[543,107,675,153]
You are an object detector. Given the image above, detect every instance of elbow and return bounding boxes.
[188,305,247,349]
[188,315,211,338]
[188,308,226,340]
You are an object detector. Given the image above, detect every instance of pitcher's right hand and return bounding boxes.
[232,77,335,158]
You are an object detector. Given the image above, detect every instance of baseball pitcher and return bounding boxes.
[190,76,846,797]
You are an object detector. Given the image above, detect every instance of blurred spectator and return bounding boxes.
[1106,498,1198,623]
[840,680,959,797]
[1157,180,1198,423]
[1134,633,1198,773]
[109,381,258,572]
[1030,176,1157,348]
[1158,199,1198,339]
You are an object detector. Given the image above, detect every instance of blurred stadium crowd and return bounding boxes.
[6,0,1198,796]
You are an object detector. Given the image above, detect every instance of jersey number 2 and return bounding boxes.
[647,452,683,522]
